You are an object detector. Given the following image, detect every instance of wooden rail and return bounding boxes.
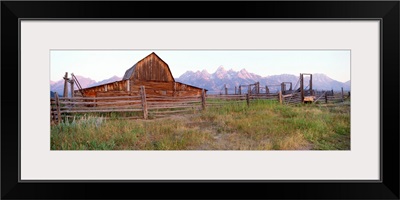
[51,88,350,124]
[51,88,204,123]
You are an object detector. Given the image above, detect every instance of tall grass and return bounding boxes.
[51,100,350,150]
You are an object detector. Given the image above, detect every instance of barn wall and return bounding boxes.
[130,81,203,97]
[75,80,129,97]
[132,54,174,82]
[75,80,204,97]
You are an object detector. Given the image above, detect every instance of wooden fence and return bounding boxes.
[206,93,280,107]
[51,86,204,124]
[51,87,350,124]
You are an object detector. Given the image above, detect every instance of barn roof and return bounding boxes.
[122,52,175,82]
[176,81,208,91]
[122,64,137,80]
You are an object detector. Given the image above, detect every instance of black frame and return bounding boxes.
[2,1,399,199]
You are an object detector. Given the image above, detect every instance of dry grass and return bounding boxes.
[51,100,350,150]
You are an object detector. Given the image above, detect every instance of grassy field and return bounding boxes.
[51,100,350,150]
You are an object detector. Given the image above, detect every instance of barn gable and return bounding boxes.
[122,52,175,82]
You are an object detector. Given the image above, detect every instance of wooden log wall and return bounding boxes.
[131,53,174,82]
[76,80,204,98]
[130,81,203,97]
[75,80,129,97]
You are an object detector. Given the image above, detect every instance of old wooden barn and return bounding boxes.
[74,52,207,97]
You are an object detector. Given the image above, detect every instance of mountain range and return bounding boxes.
[175,66,350,94]
[50,67,350,96]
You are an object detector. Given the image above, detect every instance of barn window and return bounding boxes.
[161,90,167,95]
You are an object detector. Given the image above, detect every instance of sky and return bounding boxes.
[50,50,351,82]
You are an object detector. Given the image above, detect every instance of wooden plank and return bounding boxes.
[149,109,198,114]
[59,96,141,100]
[146,95,201,99]
[147,101,200,105]
[64,116,143,120]
[212,95,248,98]
[146,98,201,102]
[60,109,143,113]
[207,94,247,98]
[206,100,246,104]
[62,105,143,110]
[147,105,200,110]
[58,100,142,105]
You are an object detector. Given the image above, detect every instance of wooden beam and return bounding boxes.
[300,73,304,103]
[341,87,344,102]
[70,81,74,98]
[325,92,328,103]
[63,72,68,97]
[256,82,260,94]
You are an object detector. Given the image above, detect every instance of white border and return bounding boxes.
[20,21,380,180]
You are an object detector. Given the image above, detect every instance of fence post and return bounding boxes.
[325,91,328,103]
[63,72,69,97]
[54,92,61,124]
[279,91,283,104]
[70,80,74,98]
[235,86,237,95]
[300,74,304,103]
[140,86,148,119]
[341,87,344,102]
[224,84,227,95]
[246,93,250,107]
[256,82,260,94]
[201,89,206,110]
[239,85,241,95]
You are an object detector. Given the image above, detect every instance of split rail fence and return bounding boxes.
[51,86,350,124]
[51,86,204,124]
